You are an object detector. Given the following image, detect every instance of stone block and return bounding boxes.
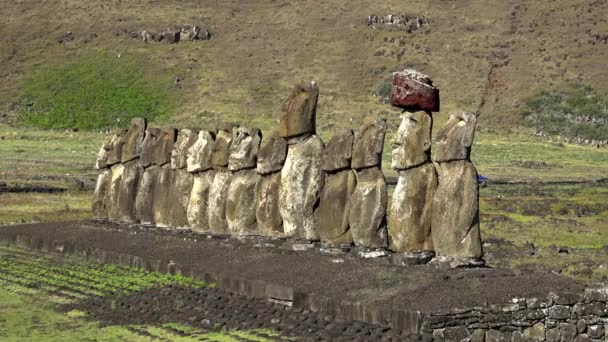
[443,326,470,342]
[524,323,546,340]
[390,69,440,112]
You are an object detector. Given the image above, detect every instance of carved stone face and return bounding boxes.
[434,111,477,162]
[187,130,215,173]
[228,127,262,171]
[211,125,237,168]
[171,129,198,169]
[351,116,387,170]
[391,111,432,170]
[120,117,147,163]
[105,128,127,166]
[278,81,319,138]
[321,128,354,172]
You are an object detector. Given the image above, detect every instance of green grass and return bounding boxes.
[0,192,92,225]
[18,52,172,130]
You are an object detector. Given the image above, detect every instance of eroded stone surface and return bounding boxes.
[388,162,437,252]
[318,170,356,244]
[95,140,110,170]
[390,69,440,112]
[105,129,127,166]
[349,167,388,248]
[255,173,283,236]
[171,129,198,169]
[107,163,124,221]
[135,165,160,225]
[351,117,386,170]
[167,168,194,228]
[278,81,319,138]
[257,134,287,175]
[211,126,236,167]
[116,159,141,223]
[208,170,233,234]
[391,111,432,170]
[121,117,147,163]
[187,131,215,173]
[432,160,483,259]
[279,135,324,240]
[152,165,173,227]
[140,128,161,168]
[187,170,215,232]
[226,169,260,235]
[92,169,111,219]
[434,111,477,162]
[228,127,262,171]
[321,129,354,172]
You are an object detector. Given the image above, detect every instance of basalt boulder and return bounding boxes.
[278,81,319,138]
[431,160,482,259]
[120,117,147,163]
[226,169,260,235]
[228,127,262,171]
[318,170,356,244]
[388,162,437,252]
[255,173,283,236]
[321,129,354,172]
[390,69,440,112]
[349,167,388,248]
[171,129,198,169]
[279,135,324,240]
[92,169,111,220]
[257,134,287,175]
[391,111,432,170]
[208,170,233,234]
[187,170,215,232]
[187,131,215,173]
[351,117,387,170]
[211,124,237,167]
[434,111,477,162]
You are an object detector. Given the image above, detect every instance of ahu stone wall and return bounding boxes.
[92,70,484,265]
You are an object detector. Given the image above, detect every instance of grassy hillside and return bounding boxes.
[2,0,608,132]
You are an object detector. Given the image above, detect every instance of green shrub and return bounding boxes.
[521,85,608,141]
[19,52,172,129]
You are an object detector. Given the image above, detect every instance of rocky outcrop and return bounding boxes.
[318,129,355,244]
[432,111,483,260]
[134,25,211,44]
[256,135,287,236]
[367,15,430,33]
[279,135,324,240]
[278,81,319,139]
[349,117,388,248]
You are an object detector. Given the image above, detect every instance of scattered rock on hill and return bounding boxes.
[137,25,211,44]
[367,15,430,33]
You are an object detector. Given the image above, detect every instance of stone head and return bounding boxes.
[278,80,319,138]
[434,111,477,162]
[391,111,432,169]
[321,128,354,172]
[187,130,215,173]
[257,132,287,175]
[351,116,387,170]
[105,128,128,166]
[171,128,198,169]
[228,127,262,171]
[120,117,147,163]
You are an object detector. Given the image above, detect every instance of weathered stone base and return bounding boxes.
[427,256,485,270]
[391,251,435,266]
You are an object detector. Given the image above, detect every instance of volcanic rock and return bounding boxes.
[388,162,437,252]
[349,167,388,248]
[208,170,233,234]
[187,131,215,173]
[391,111,432,170]
[321,129,354,172]
[278,81,319,138]
[226,169,260,235]
[120,117,147,163]
[390,69,440,112]
[351,117,386,170]
[434,111,477,162]
[187,170,215,232]
[318,170,356,244]
[255,172,283,236]
[228,127,262,171]
[92,169,111,220]
[279,135,324,240]
[257,134,287,175]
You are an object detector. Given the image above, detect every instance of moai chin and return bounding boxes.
[431,111,483,263]
[318,129,356,245]
[278,80,319,139]
[255,134,287,236]
[388,69,439,256]
[349,117,388,248]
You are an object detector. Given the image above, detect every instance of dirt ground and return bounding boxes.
[0,221,585,314]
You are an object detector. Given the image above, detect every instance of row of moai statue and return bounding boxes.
[92,70,483,264]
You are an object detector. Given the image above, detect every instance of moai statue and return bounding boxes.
[349,117,388,249]
[135,126,175,225]
[104,129,127,221]
[116,117,146,223]
[431,111,483,264]
[186,130,215,232]
[388,69,440,258]
[318,129,356,245]
[226,127,262,235]
[255,133,287,236]
[278,81,325,241]
[151,128,176,226]
[208,123,237,234]
[167,129,197,228]
[92,132,115,220]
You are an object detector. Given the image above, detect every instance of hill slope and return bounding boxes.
[1,0,608,131]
